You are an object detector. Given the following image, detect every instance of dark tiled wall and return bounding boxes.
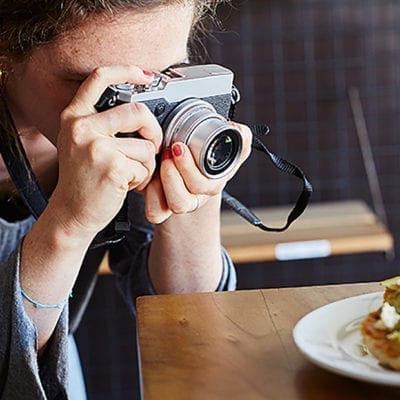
[75,1,400,398]
[205,0,400,287]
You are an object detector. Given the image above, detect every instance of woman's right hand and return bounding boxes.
[49,65,162,239]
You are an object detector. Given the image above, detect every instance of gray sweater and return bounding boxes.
[0,192,236,399]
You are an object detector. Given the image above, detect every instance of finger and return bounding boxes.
[229,121,253,162]
[76,103,163,152]
[124,159,151,191]
[69,65,154,115]
[97,156,150,194]
[104,102,162,151]
[169,143,220,196]
[114,137,156,171]
[99,143,152,191]
[160,149,201,214]
[144,174,173,224]
[115,140,156,190]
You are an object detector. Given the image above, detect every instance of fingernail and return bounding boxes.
[162,149,173,161]
[172,143,184,157]
[142,69,154,77]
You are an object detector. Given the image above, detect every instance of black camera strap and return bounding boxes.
[222,124,313,232]
[0,129,48,219]
[223,88,312,231]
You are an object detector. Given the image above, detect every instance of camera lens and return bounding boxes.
[204,130,240,175]
[163,99,242,179]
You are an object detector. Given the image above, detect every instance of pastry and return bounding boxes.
[360,276,400,370]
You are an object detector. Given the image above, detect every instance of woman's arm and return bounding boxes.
[145,123,252,294]
[0,248,69,399]
[20,203,96,350]
[108,190,236,311]
[148,194,223,293]
[18,66,160,351]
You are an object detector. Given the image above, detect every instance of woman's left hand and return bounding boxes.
[143,121,252,224]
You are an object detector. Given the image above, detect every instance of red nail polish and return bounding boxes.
[172,144,184,157]
[162,149,173,160]
[142,69,154,77]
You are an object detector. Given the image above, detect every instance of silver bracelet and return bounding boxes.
[20,287,72,309]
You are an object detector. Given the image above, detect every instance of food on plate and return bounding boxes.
[360,276,400,370]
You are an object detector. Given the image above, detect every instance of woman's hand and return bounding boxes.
[50,65,163,238]
[144,122,253,224]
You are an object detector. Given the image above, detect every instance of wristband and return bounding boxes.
[20,287,72,309]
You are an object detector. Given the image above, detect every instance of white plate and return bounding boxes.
[293,292,400,387]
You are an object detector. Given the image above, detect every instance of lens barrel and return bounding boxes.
[163,99,242,178]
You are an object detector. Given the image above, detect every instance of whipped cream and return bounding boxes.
[380,302,400,330]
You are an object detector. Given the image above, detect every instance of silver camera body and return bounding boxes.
[95,64,242,178]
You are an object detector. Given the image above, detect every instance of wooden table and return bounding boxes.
[136,283,400,399]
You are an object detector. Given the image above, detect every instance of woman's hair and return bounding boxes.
[0,0,226,60]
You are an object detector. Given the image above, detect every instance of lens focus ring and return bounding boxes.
[163,99,242,178]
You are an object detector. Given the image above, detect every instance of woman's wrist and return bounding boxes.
[19,205,93,316]
[161,192,222,226]
[149,193,223,293]
[42,194,100,250]
[21,200,97,286]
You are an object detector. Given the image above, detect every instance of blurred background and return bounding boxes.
[75,1,400,398]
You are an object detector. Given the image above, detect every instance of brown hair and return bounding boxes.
[0,0,226,60]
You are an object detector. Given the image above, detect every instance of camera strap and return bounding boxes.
[222,124,313,232]
[224,89,312,231]
[0,128,48,219]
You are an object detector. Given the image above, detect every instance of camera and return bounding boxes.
[95,64,243,179]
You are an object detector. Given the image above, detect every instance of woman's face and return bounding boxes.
[5,4,194,145]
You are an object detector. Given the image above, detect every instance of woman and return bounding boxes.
[0,1,252,398]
